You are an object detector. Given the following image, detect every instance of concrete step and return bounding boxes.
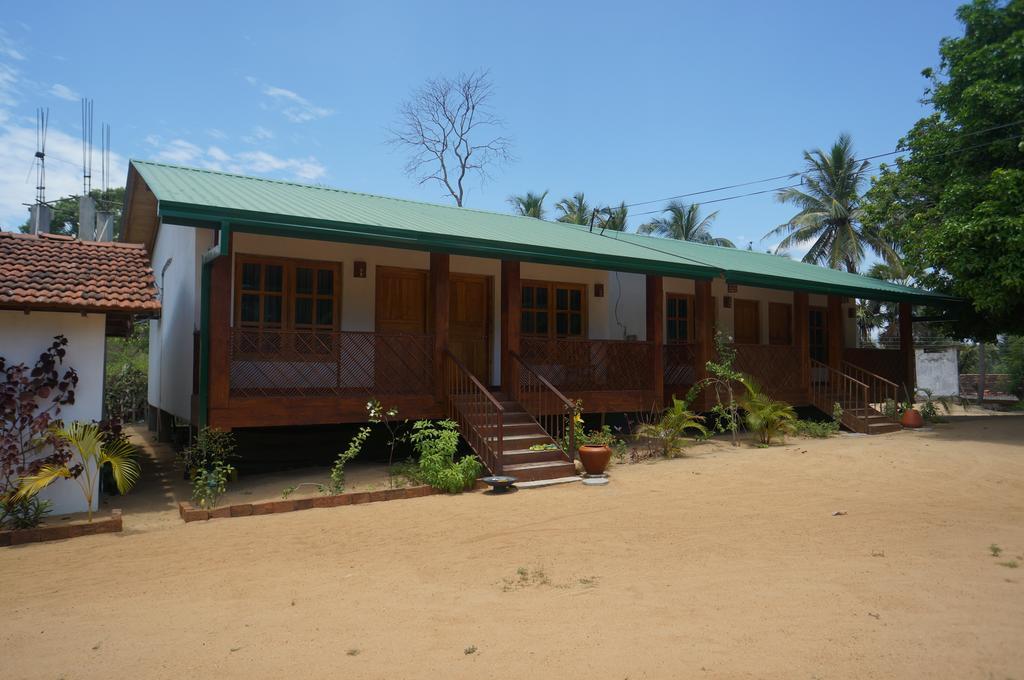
[502,447,566,464]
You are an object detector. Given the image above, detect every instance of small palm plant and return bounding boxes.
[635,396,708,458]
[740,379,798,446]
[16,422,140,521]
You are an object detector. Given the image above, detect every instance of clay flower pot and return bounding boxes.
[900,408,924,428]
[578,444,612,476]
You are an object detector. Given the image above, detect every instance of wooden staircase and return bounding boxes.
[443,350,578,483]
[810,359,902,435]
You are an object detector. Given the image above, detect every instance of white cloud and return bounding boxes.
[242,125,274,143]
[0,63,19,107]
[49,83,79,101]
[0,29,26,61]
[147,137,325,181]
[206,128,227,140]
[246,77,332,123]
[154,138,204,164]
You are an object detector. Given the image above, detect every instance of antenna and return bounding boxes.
[34,107,48,205]
[81,98,93,196]
[100,122,111,194]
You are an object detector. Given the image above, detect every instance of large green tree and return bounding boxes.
[508,190,548,219]
[765,134,894,272]
[19,187,125,239]
[863,0,1024,339]
[639,201,735,247]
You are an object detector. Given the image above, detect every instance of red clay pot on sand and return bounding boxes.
[901,408,924,428]
[578,444,612,475]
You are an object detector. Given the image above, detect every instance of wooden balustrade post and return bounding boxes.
[899,302,915,392]
[646,275,665,408]
[693,278,714,410]
[430,253,450,403]
[500,260,521,392]
[794,292,810,401]
[827,295,843,376]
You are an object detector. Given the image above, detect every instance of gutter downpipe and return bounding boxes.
[198,221,231,430]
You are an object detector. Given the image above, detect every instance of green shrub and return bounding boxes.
[328,426,369,494]
[0,494,53,529]
[410,420,481,493]
[740,380,797,446]
[635,396,707,458]
[192,461,233,509]
[792,419,839,438]
[180,427,237,508]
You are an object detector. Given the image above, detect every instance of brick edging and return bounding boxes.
[179,481,488,523]
[0,509,123,547]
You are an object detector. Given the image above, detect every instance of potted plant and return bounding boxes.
[899,386,924,428]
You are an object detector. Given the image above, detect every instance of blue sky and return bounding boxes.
[1,0,963,254]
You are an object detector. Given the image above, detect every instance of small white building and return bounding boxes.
[0,231,160,514]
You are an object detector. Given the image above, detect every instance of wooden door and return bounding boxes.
[808,306,828,384]
[375,266,430,392]
[449,273,491,382]
[733,299,760,344]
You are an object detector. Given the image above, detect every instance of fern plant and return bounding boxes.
[635,396,707,458]
[739,379,797,446]
[16,421,140,521]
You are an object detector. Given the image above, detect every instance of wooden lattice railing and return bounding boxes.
[229,329,434,398]
[663,343,697,392]
[810,358,871,433]
[510,352,577,459]
[519,338,655,391]
[443,349,504,474]
[842,360,899,420]
[733,344,804,397]
[842,348,906,387]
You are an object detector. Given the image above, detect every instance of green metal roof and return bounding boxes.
[129,159,957,304]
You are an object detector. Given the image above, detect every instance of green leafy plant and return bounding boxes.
[180,427,237,509]
[693,331,747,446]
[0,494,53,529]
[328,426,368,495]
[16,421,140,521]
[580,425,628,460]
[410,420,481,493]
[916,388,952,423]
[635,395,707,458]
[740,379,797,446]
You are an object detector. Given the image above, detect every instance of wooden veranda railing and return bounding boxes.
[663,343,697,395]
[809,358,872,434]
[510,351,577,460]
[733,344,804,398]
[229,329,434,398]
[443,349,504,474]
[842,360,900,421]
[519,338,656,391]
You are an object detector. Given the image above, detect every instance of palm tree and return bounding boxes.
[598,202,629,232]
[16,422,140,522]
[555,192,593,225]
[765,133,895,273]
[638,201,735,247]
[508,190,548,219]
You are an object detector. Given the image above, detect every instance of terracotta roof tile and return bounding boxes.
[0,232,161,314]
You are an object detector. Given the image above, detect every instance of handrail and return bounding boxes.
[510,351,578,460]
[810,358,871,434]
[443,349,504,475]
[841,360,900,421]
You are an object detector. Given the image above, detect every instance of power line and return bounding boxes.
[619,118,1024,212]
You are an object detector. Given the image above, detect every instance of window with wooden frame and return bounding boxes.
[808,307,828,363]
[666,293,695,343]
[768,302,793,345]
[733,299,760,344]
[234,256,341,354]
[521,281,586,338]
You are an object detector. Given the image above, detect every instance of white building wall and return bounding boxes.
[916,347,959,396]
[148,222,201,422]
[0,310,106,514]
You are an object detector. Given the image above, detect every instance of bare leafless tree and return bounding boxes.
[389,70,513,206]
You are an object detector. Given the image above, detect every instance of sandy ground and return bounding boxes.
[2,413,1023,679]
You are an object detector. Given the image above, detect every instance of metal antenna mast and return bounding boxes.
[81,98,94,196]
[34,107,49,205]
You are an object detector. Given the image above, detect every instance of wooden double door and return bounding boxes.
[376,267,492,383]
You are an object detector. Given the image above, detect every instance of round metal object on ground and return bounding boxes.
[482,476,518,493]
[582,476,609,486]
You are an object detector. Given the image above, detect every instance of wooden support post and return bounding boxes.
[208,231,233,415]
[430,253,450,401]
[500,260,521,392]
[794,292,810,400]
[646,274,664,408]
[899,302,915,391]
[827,294,843,375]
[693,278,714,410]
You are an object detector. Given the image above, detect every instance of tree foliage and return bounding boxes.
[639,201,735,247]
[862,0,1024,338]
[766,134,894,272]
[555,192,593,225]
[508,190,548,219]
